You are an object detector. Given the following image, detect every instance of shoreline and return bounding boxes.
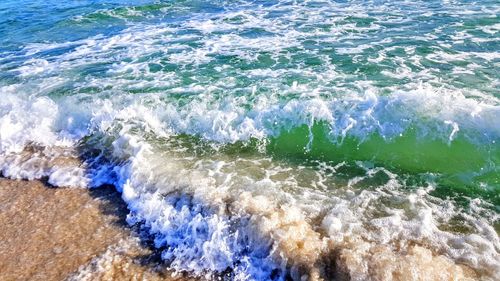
[0,177,195,281]
[0,177,485,280]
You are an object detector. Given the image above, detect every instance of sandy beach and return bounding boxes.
[0,178,196,281]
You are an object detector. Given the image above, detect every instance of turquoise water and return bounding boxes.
[0,1,499,280]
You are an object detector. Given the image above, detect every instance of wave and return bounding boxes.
[0,88,499,280]
[2,83,499,182]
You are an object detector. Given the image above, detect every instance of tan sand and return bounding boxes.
[0,176,480,281]
[0,178,196,281]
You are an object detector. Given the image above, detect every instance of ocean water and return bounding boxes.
[0,0,499,280]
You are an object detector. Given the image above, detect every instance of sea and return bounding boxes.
[0,0,498,280]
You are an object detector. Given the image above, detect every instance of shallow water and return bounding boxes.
[0,0,499,280]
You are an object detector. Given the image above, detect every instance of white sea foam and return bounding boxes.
[0,89,498,279]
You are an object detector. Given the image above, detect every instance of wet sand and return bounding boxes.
[0,177,482,281]
[0,178,195,281]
